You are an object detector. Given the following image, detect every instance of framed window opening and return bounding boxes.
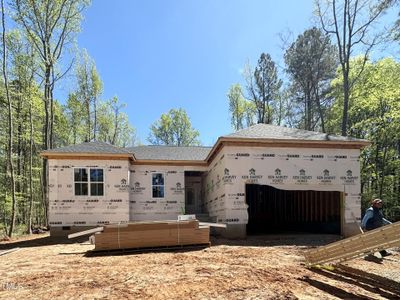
[152,173,165,198]
[74,168,104,196]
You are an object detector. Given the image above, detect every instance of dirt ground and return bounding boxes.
[1,233,399,300]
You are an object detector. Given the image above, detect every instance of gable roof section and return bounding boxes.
[223,124,368,142]
[41,141,134,159]
[127,145,212,161]
[41,124,369,163]
[205,124,370,162]
[41,142,211,163]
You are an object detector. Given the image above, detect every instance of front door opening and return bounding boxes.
[246,184,341,234]
[184,171,205,215]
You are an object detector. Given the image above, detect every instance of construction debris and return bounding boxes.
[305,221,400,266]
[0,247,20,256]
[91,220,210,251]
[199,222,227,228]
[68,227,104,239]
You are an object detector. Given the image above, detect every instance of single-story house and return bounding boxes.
[41,124,369,238]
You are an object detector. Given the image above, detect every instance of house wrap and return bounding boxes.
[41,124,369,238]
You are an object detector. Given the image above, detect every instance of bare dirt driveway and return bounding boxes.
[1,233,399,299]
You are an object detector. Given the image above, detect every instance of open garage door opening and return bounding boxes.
[246,184,342,235]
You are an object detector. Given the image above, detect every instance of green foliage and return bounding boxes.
[227,84,256,131]
[284,27,337,131]
[148,108,200,146]
[253,53,282,124]
[96,96,137,147]
[328,57,400,221]
[75,49,103,141]
[0,0,99,236]
[65,93,85,144]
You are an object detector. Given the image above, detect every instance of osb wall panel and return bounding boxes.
[209,146,361,226]
[129,165,185,221]
[48,159,130,226]
[204,150,226,223]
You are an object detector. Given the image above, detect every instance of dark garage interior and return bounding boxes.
[246,184,342,235]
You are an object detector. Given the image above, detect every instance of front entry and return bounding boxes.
[184,171,203,214]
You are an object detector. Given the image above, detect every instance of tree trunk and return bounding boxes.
[2,0,17,238]
[50,84,55,149]
[341,70,350,136]
[2,166,8,235]
[16,88,23,223]
[27,101,34,234]
[112,108,119,145]
[87,98,91,142]
[42,65,52,226]
[38,169,48,227]
[94,97,97,140]
[314,87,326,133]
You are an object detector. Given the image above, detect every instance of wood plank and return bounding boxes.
[0,248,20,256]
[199,222,227,228]
[92,220,210,251]
[305,221,400,266]
[68,227,104,239]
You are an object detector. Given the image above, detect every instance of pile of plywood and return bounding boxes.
[305,221,400,266]
[91,220,210,251]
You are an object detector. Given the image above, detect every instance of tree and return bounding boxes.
[65,93,85,144]
[75,50,103,142]
[1,0,17,237]
[316,0,392,136]
[148,108,200,146]
[243,100,257,128]
[7,29,41,234]
[227,83,257,131]
[394,12,400,41]
[228,84,245,131]
[96,96,136,147]
[328,57,400,220]
[244,53,282,124]
[284,27,337,131]
[12,0,90,222]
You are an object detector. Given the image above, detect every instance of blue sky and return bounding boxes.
[58,0,317,146]
[52,0,396,146]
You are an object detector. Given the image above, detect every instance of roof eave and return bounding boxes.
[132,159,207,166]
[221,136,370,145]
[40,151,136,161]
[205,136,370,163]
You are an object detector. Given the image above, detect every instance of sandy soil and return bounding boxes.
[0,233,399,299]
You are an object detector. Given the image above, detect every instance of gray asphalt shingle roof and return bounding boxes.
[223,124,368,142]
[127,145,212,161]
[44,141,133,155]
[44,124,368,160]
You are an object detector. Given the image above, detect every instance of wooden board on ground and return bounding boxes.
[0,248,20,256]
[305,221,400,266]
[91,220,210,251]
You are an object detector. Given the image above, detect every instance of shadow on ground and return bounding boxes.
[1,233,342,251]
[0,234,87,250]
[84,244,210,257]
[211,234,341,248]
[304,264,400,299]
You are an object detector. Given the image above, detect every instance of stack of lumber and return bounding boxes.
[92,220,210,251]
[305,221,400,266]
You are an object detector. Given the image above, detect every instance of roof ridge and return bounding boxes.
[128,145,213,148]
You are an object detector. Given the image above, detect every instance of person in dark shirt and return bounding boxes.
[361,198,392,257]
